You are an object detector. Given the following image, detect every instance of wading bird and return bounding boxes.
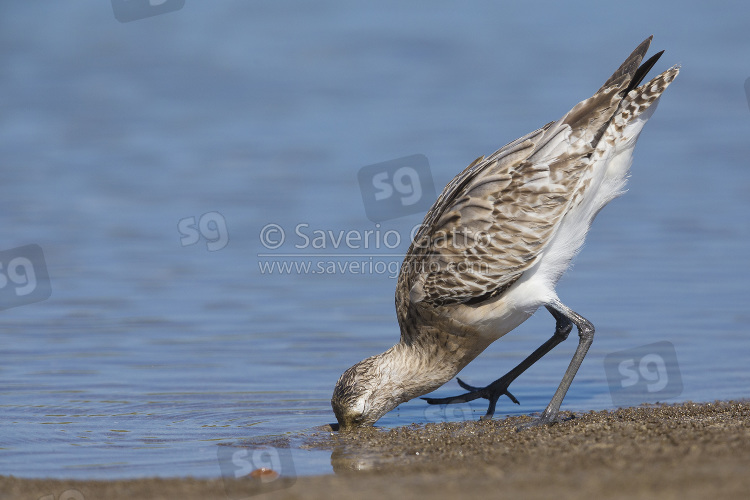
[332,36,678,429]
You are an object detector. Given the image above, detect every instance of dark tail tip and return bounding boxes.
[625,49,665,94]
[598,35,656,93]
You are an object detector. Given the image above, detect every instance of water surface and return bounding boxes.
[1,1,749,479]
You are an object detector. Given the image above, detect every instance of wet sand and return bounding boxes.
[3,401,749,499]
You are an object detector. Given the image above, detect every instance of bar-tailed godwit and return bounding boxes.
[332,36,679,429]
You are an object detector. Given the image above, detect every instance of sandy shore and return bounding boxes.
[3,401,749,499]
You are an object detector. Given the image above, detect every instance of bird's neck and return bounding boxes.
[375,331,489,403]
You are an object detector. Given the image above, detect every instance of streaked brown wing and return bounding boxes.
[396,37,657,315]
[401,119,587,308]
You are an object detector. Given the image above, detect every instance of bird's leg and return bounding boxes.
[520,300,594,428]
[422,305,573,420]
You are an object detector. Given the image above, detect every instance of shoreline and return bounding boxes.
[3,401,749,499]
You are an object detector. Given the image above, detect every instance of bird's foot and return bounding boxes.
[421,376,520,420]
[516,411,574,431]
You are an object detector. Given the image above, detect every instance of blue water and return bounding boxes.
[1,0,750,480]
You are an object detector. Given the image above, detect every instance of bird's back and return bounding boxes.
[396,37,679,337]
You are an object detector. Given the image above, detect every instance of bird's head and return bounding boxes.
[331,355,403,430]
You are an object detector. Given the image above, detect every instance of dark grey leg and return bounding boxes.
[422,305,574,419]
[522,299,595,427]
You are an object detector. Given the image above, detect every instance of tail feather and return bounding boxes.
[618,66,680,127]
[625,50,664,93]
[588,38,672,146]
[598,64,680,157]
[597,35,653,92]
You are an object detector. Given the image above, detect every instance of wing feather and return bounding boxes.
[402,120,586,308]
[396,37,665,318]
